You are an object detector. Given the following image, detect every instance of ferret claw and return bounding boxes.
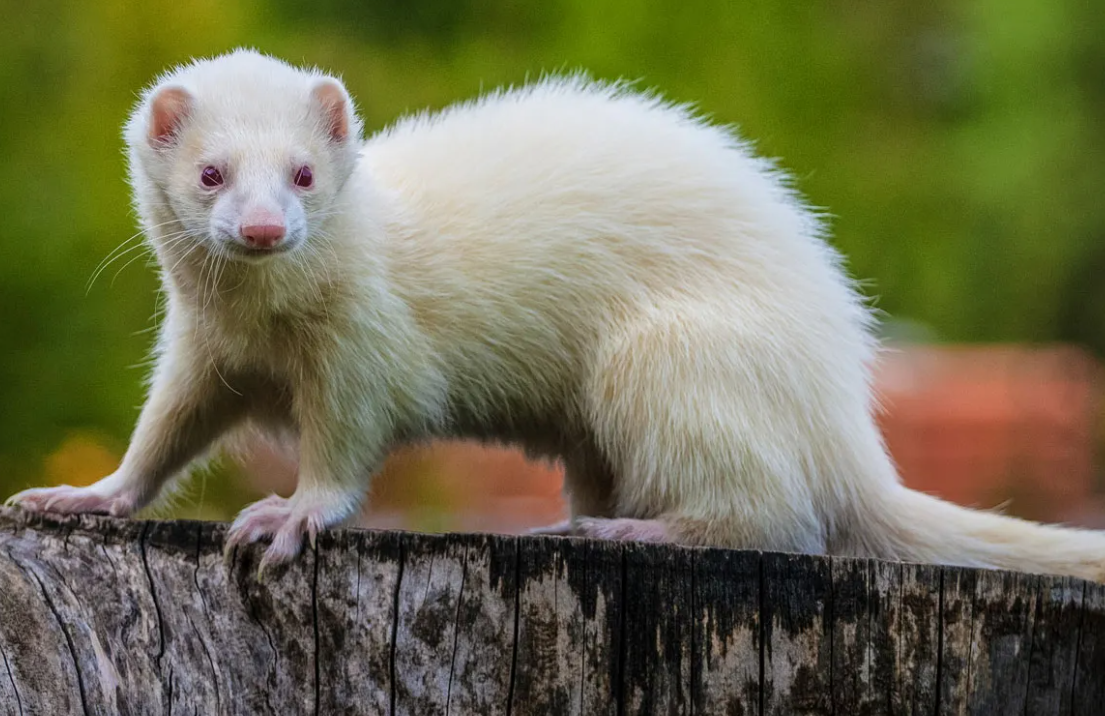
[528,519,575,537]
[4,484,136,517]
[224,493,331,578]
[528,517,672,542]
[573,517,671,543]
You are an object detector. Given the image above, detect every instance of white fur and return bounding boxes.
[8,49,1105,579]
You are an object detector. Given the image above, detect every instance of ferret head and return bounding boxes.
[125,49,363,261]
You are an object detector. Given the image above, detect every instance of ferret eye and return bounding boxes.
[293,166,314,189]
[200,166,224,188]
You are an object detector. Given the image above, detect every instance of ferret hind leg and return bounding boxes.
[582,303,831,556]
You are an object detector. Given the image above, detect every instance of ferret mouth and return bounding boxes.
[221,242,298,261]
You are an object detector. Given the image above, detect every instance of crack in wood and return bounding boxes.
[185,611,221,715]
[759,553,766,716]
[139,521,167,669]
[26,567,90,716]
[388,539,405,716]
[504,543,521,716]
[1070,579,1088,715]
[444,543,468,715]
[1021,578,1041,716]
[0,639,24,716]
[312,543,321,716]
[935,568,945,715]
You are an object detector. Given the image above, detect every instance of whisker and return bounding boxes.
[86,228,196,295]
[87,242,149,294]
[110,250,151,286]
[196,249,243,397]
[86,220,184,292]
[164,237,205,277]
[205,250,226,312]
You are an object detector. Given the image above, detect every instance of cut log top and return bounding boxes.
[0,506,1103,715]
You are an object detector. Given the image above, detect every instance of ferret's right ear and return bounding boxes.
[147,86,193,149]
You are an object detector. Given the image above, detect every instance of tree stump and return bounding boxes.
[0,506,1102,715]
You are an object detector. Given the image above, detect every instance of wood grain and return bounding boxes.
[0,507,1101,715]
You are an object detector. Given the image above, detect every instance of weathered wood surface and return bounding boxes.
[0,507,1103,715]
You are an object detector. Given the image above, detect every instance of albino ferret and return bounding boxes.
[8,49,1105,580]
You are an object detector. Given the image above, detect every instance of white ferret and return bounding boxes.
[7,49,1105,580]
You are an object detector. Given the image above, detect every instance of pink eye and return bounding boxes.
[293,166,313,188]
[200,166,224,188]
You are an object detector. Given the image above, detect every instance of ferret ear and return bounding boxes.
[311,78,354,143]
[147,86,193,149]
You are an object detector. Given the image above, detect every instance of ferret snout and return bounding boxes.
[239,208,286,249]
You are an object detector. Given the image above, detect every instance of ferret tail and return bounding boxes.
[850,484,1105,582]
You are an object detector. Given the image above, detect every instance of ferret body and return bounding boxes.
[9,49,1105,579]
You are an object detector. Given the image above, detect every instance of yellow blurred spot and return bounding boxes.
[43,433,120,488]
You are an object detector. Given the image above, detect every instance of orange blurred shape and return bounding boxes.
[43,433,119,488]
[876,344,1104,525]
[363,442,567,534]
[238,440,567,535]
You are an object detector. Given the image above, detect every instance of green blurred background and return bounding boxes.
[2,0,1105,521]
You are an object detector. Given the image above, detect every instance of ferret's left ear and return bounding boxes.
[311,78,356,144]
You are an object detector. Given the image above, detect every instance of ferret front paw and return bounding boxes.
[224,493,342,575]
[4,479,138,517]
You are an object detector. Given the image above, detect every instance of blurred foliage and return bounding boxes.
[1,0,1104,515]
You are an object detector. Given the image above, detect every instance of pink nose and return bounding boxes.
[239,222,286,249]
